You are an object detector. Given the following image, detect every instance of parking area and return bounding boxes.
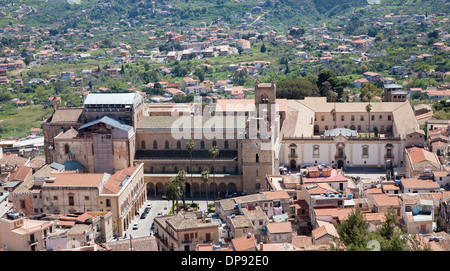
[119,198,212,240]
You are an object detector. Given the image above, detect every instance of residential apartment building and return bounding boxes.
[153,212,220,251]
[0,212,55,251]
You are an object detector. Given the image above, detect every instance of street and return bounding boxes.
[118,197,212,241]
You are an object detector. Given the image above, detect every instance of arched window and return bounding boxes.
[224,140,229,149]
[165,140,169,149]
[64,144,70,154]
[177,141,181,149]
[256,153,259,163]
[153,140,158,149]
[212,140,217,147]
[200,141,205,149]
[141,140,146,150]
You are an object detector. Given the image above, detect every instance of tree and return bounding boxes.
[201,170,210,208]
[260,43,266,53]
[335,207,370,251]
[333,207,432,251]
[276,77,319,99]
[164,180,182,214]
[208,145,220,199]
[360,82,381,102]
[366,103,372,137]
[172,170,187,211]
[186,140,195,203]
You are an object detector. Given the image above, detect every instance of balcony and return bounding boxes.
[288,154,298,158]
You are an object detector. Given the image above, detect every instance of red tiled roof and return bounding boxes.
[266,222,292,234]
[45,173,105,188]
[232,234,257,251]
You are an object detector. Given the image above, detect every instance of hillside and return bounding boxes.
[1,0,370,30]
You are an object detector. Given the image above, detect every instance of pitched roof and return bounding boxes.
[372,194,401,207]
[266,222,292,234]
[312,223,338,240]
[406,147,440,165]
[262,190,290,200]
[49,108,83,123]
[79,116,133,131]
[401,178,440,189]
[83,93,139,105]
[44,173,106,188]
[9,165,32,182]
[232,233,257,251]
[101,165,140,194]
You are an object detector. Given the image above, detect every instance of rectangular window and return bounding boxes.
[313,146,319,157]
[341,115,344,121]
[362,146,369,156]
[106,199,111,207]
[388,115,391,121]
[321,115,324,121]
[351,115,355,121]
[360,116,364,121]
[69,196,74,206]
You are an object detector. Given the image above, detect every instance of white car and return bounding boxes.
[132,223,139,230]
[147,203,153,208]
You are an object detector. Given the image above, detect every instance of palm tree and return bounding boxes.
[201,170,209,209]
[164,181,181,214]
[186,140,195,203]
[208,145,220,199]
[330,107,337,129]
[366,103,372,137]
[173,170,187,211]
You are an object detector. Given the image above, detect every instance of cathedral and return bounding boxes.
[43,81,282,198]
[43,80,425,199]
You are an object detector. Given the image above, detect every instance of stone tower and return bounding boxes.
[239,79,279,194]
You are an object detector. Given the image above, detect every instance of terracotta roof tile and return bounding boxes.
[266,222,292,234]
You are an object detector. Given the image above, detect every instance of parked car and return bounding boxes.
[157,212,163,216]
[147,203,153,208]
[132,223,139,230]
[140,212,148,219]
